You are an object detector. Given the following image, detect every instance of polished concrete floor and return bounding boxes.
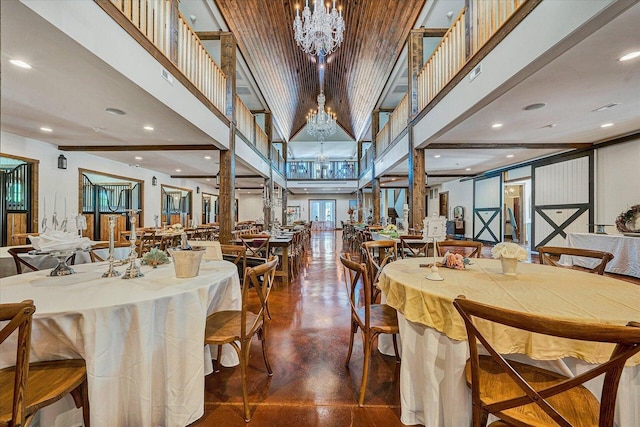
[191,231,639,426]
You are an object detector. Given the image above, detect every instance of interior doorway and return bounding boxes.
[503,180,531,244]
[309,199,336,230]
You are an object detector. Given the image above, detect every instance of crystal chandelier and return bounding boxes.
[307,93,337,141]
[293,0,344,57]
[315,142,328,167]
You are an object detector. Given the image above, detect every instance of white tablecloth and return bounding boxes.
[0,260,241,427]
[565,232,640,278]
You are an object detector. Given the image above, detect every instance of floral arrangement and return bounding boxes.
[141,248,170,268]
[169,223,184,232]
[443,252,470,270]
[491,242,527,260]
[347,207,354,215]
[378,223,398,238]
[615,205,640,233]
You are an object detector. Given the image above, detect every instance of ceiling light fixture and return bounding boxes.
[293,0,344,57]
[465,168,471,171]
[619,51,640,62]
[492,123,503,129]
[434,154,441,158]
[204,155,211,160]
[506,154,514,158]
[522,102,546,111]
[40,127,53,132]
[135,156,142,160]
[315,142,329,166]
[307,92,336,141]
[143,125,154,131]
[106,107,126,116]
[592,102,621,112]
[175,169,182,172]
[600,123,614,128]
[9,59,32,69]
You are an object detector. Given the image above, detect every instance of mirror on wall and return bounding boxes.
[161,185,192,227]
[80,170,143,241]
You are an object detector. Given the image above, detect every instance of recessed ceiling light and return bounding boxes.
[40,127,53,132]
[134,156,142,160]
[143,125,154,131]
[465,168,471,171]
[9,59,32,69]
[206,178,211,182]
[592,102,621,112]
[304,188,307,191]
[204,155,211,160]
[492,123,503,129]
[175,169,182,172]
[506,154,514,158]
[619,51,640,62]
[601,123,614,128]
[434,154,441,158]
[522,103,546,111]
[391,178,396,181]
[106,108,126,116]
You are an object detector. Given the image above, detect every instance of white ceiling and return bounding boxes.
[1,0,639,194]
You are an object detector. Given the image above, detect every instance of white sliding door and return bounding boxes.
[473,175,502,243]
[532,153,593,249]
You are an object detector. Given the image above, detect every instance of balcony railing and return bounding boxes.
[287,161,358,180]
[470,0,525,55]
[108,0,226,114]
[375,93,409,155]
[360,145,374,175]
[235,96,270,159]
[271,146,285,176]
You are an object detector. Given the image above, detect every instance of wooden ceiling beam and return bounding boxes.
[58,144,219,151]
[426,143,593,149]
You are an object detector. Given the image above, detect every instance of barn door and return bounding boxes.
[532,153,593,249]
[473,175,502,243]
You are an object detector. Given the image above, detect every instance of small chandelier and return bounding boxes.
[293,0,344,57]
[315,142,329,167]
[307,93,337,141]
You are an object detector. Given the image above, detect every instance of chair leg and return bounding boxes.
[392,333,400,363]
[258,327,273,376]
[214,344,223,373]
[358,331,372,407]
[70,377,90,427]
[240,344,251,422]
[345,321,357,366]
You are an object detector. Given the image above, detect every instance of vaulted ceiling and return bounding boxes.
[213,0,426,142]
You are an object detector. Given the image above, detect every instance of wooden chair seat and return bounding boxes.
[204,310,261,346]
[355,304,399,334]
[466,356,599,427]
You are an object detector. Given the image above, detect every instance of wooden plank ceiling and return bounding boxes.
[213,0,426,141]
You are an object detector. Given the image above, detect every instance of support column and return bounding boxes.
[218,32,237,243]
[281,190,288,224]
[263,177,271,226]
[219,126,236,243]
[408,126,425,230]
[168,0,179,63]
[357,189,364,222]
[373,176,381,225]
[408,29,425,117]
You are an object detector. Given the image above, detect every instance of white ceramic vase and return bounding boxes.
[500,257,518,275]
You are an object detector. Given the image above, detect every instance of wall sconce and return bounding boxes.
[152,176,157,186]
[196,186,200,194]
[57,154,67,170]
[216,174,220,186]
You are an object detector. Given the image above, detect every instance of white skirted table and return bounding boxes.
[377,257,640,427]
[565,232,640,278]
[0,260,241,427]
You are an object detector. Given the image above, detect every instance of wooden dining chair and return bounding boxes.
[436,240,483,258]
[239,234,271,260]
[0,300,90,427]
[8,247,77,274]
[361,240,397,302]
[536,246,614,275]
[204,257,279,422]
[136,231,158,257]
[88,241,131,262]
[221,244,247,280]
[452,295,640,427]
[339,254,400,407]
[398,235,430,258]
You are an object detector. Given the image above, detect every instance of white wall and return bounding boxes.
[237,194,264,222]
[1,131,217,230]
[441,179,474,238]
[595,138,640,234]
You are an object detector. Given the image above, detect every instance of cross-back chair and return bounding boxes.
[361,240,397,302]
[0,300,90,427]
[536,246,614,275]
[204,256,279,422]
[339,254,400,407]
[398,235,430,258]
[436,240,483,258]
[8,247,76,274]
[239,233,271,260]
[88,241,131,262]
[221,244,247,280]
[452,296,640,427]
[136,231,158,257]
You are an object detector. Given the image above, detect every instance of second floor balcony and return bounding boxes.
[287,161,358,181]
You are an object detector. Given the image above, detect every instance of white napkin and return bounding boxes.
[29,230,92,252]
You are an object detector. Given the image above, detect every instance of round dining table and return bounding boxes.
[0,259,241,427]
[377,257,640,427]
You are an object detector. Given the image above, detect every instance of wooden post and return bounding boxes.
[219,126,236,243]
[408,29,425,118]
[357,189,364,222]
[373,176,381,225]
[168,0,179,64]
[263,177,271,226]
[219,33,236,119]
[408,126,425,230]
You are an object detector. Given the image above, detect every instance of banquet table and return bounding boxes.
[565,232,640,278]
[0,259,241,427]
[377,257,640,427]
[233,234,294,283]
